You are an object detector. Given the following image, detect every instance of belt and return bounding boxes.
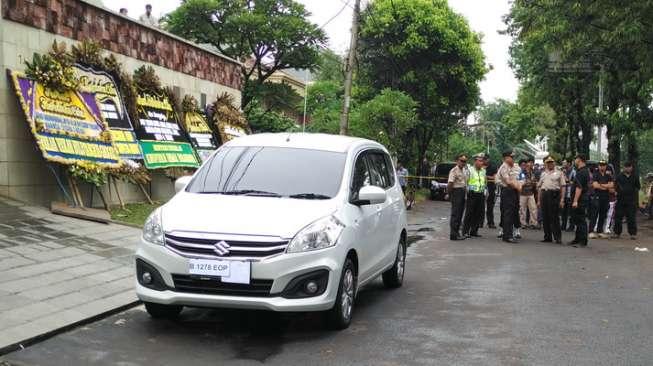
[542,189,560,192]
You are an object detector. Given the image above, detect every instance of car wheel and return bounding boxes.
[144,302,183,319]
[382,238,406,288]
[326,258,356,330]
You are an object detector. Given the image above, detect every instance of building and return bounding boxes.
[0,0,242,206]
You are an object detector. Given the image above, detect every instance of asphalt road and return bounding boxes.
[3,200,653,366]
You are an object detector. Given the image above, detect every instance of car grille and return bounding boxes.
[172,275,273,297]
[164,233,289,260]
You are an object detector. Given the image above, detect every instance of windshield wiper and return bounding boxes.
[288,193,332,200]
[198,190,281,197]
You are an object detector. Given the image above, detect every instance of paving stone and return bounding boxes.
[22,247,87,262]
[0,293,32,312]
[0,198,139,349]
[0,302,62,329]
[44,291,97,310]
[0,256,35,271]
[0,270,77,294]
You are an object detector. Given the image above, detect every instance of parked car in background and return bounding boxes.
[430,162,456,200]
[136,133,408,330]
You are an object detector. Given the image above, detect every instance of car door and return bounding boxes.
[348,150,383,281]
[366,151,400,271]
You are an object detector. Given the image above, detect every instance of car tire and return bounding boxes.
[144,302,183,319]
[326,257,356,330]
[382,238,406,288]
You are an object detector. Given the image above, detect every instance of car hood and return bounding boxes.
[161,192,339,239]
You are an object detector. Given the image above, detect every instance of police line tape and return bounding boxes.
[404,175,496,182]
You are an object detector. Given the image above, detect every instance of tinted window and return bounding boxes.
[350,152,371,201]
[368,152,393,189]
[384,154,396,186]
[188,147,346,198]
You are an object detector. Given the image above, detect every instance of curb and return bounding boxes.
[0,301,141,356]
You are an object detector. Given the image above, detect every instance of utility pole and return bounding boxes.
[596,64,604,159]
[339,0,361,136]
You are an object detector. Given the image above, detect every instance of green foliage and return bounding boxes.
[247,81,303,117]
[25,42,78,91]
[505,0,653,166]
[68,164,107,187]
[133,65,162,93]
[447,132,486,162]
[358,0,487,166]
[71,39,104,69]
[110,202,162,227]
[315,49,343,83]
[165,0,327,109]
[304,80,342,134]
[352,89,418,157]
[245,101,297,133]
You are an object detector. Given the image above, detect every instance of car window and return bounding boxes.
[187,146,347,198]
[384,154,396,187]
[368,152,393,189]
[350,152,371,201]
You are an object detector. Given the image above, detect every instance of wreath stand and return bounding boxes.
[48,164,111,223]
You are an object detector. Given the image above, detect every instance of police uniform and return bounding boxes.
[571,162,590,246]
[485,161,498,228]
[497,151,521,242]
[537,157,566,243]
[589,161,613,237]
[448,164,468,240]
[462,157,487,237]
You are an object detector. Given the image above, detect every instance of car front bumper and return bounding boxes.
[135,239,343,312]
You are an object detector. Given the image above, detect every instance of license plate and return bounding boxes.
[188,259,251,284]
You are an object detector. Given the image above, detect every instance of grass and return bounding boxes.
[110,202,162,227]
[414,188,431,204]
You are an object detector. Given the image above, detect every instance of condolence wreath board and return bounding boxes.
[135,92,200,169]
[8,70,121,168]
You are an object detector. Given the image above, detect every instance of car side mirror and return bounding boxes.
[354,185,387,206]
[174,175,192,193]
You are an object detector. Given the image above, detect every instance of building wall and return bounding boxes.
[0,0,242,206]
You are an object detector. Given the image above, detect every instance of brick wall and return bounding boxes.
[1,0,242,90]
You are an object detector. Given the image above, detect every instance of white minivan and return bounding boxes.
[136,133,407,329]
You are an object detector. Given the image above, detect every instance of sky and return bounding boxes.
[104,0,519,103]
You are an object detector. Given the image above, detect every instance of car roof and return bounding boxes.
[224,133,386,153]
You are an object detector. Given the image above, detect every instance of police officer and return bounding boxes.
[589,160,613,239]
[448,154,469,241]
[497,150,522,243]
[613,161,640,240]
[569,154,590,247]
[484,156,498,229]
[537,156,566,244]
[462,154,487,238]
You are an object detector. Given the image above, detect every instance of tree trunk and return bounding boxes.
[606,122,621,172]
[627,132,639,169]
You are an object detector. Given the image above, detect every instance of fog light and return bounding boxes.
[305,281,318,294]
[142,272,152,284]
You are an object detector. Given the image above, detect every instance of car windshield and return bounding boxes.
[435,164,456,176]
[186,146,346,199]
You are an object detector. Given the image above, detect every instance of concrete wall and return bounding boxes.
[0,0,242,207]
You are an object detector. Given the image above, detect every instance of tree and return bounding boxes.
[357,0,487,173]
[505,0,653,168]
[165,0,327,109]
[352,89,418,162]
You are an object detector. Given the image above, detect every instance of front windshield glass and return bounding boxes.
[186,146,347,199]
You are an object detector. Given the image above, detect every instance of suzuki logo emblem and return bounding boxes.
[213,241,231,256]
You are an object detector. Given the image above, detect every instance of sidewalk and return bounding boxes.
[0,197,141,352]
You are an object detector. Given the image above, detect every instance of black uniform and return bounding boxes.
[589,171,612,234]
[485,162,498,227]
[614,172,640,236]
[572,166,590,245]
[561,169,575,231]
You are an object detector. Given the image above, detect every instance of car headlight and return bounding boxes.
[286,215,345,253]
[142,208,164,245]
